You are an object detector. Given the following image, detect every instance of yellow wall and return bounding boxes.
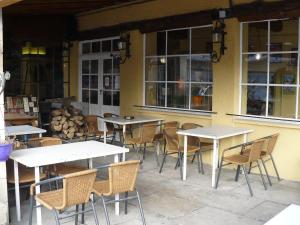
[69,41,79,100]
[71,0,300,181]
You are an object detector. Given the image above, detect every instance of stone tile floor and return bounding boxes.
[9,150,300,225]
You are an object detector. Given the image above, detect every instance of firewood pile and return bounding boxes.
[50,106,86,140]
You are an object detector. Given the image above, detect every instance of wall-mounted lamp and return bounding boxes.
[111,33,131,64]
[211,9,227,63]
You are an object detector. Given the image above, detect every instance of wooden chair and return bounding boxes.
[103,113,123,143]
[215,139,267,196]
[85,115,104,141]
[125,123,158,164]
[181,123,213,174]
[159,127,201,179]
[29,169,99,225]
[243,133,280,186]
[93,160,146,225]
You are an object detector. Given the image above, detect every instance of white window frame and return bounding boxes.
[143,25,213,113]
[239,18,300,121]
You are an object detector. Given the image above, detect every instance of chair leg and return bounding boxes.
[125,191,128,214]
[28,195,34,225]
[91,199,100,225]
[52,209,61,225]
[199,151,204,174]
[241,165,253,197]
[270,154,281,181]
[153,144,160,167]
[196,151,201,174]
[136,190,146,225]
[75,205,79,225]
[174,158,179,169]
[191,153,196,164]
[235,165,241,182]
[256,160,267,190]
[261,159,272,186]
[248,162,252,174]
[159,152,167,173]
[143,143,146,160]
[215,157,223,189]
[101,195,111,225]
[81,203,85,225]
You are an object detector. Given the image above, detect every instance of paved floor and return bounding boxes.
[9,149,300,225]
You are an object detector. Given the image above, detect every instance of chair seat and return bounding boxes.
[242,149,267,157]
[53,164,86,176]
[167,145,200,153]
[7,167,47,184]
[223,154,249,165]
[92,180,110,196]
[153,133,163,142]
[36,189,64,210]
[125,137,143,145]
[86,130,104,137]
[200,142,213,151]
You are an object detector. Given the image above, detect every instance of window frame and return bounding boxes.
[239,18,300,120]
[143,25,214,112]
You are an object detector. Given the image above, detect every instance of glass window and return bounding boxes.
[167,29,189,55]
[145,58,166,81]
[241,19,300,120]
[92,42,100,53]
[102,40,111,52]
[191,55,212,82]
[146,32,166,56]
[167,83,189,108]
[191,27,212,54]
[82,43,91,54]
[145,83,165,107]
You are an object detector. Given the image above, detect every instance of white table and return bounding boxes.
[102,116,163,146]
[10,140,129,225]
[177,125,253,187]
[6,125,46,137]
[264,204,300,225]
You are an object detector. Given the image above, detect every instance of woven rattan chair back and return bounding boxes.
[108,160,140,195]
[61,169,97,209]
[164,127,179,152]
[265,133,279,154]
[248,139,265,162]
[181,123,203,147]
[85,115,99,134]
[40,137,62,147]
[164,121,179,129]
[103,113,115,133]
[141,123,157,143]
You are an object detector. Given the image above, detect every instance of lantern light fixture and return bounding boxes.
[111,32,131,64]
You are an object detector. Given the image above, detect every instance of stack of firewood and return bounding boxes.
[50,107,86,139]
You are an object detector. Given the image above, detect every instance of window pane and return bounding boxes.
[113,39,120,52]
[82,43,91,54]
[113,58,120,73]
[103,75,112,89]
[90,90,98,104]
[90,75,98,89]
[270,19,298,52]
[91,60,98,74]
[92,42,100,53]
[269,53,297,84]
[268,86,296,118]
[167,83,189,108]
[82,60,89,74]
[145,83,165,107]
[82,90,89,103]
[167,29,189,55]
[191,55,212,82]
[242,54,268,83]
[103,59,112,74]
[113,91,120,106]
[113,76,120,90]
[167,57,189,81]
[145,58,166,81]
[146,32,166,56]
[241,85,267,115]
[243,22,268,52]
[103,91,112,105]
[191,84,212,110]
[191,27,212,54]
[82,76,89,88]
[102,40,111,52]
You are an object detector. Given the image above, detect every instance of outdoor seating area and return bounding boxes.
[1,0,300,225]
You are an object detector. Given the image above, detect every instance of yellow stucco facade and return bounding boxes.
[70,0,300,181]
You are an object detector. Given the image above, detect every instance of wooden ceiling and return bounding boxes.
[3,0,153,15]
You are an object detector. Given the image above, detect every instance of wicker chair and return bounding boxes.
[93,160,146,225]
[215,139,267,196]
[159,127,201,179]
[181,123,213,174]
[243,133,280,186]
[85,115,104,141]
[125,123,158,163]
[103,113,124,143]
[29,169,99,225]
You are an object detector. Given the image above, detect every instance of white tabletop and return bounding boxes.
[177,125,253,139]
[10,140,129,167]
[264,204,300,225]
[5,125,46,136]
[102,116,163,125]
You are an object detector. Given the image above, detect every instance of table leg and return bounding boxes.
[35,166,42,225]
[212,139,219,188]
[14,161,21,221]
[104,122,107,144]
[114,154,120,215]
[243,133,248,143]
[88,159,93,169]
[155,121,162,166]
[122,125,126,147]
[183,135,187,181]
[39,133,42,138]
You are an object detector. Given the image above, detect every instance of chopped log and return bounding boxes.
[63,129,68,135]
[52,116,62,121]
[68,121,74,127]
[61,116,67,124]
[53,124,62,132]
[76,132,84,137]
[73,115,83,121]
[67,132,74,139]
[62,122,69,130]
[51,109,62,117]
[68,127,76,133]
[64,110,71,117]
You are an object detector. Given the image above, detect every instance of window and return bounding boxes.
[241,19,300,119]
[144,26,213,111]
